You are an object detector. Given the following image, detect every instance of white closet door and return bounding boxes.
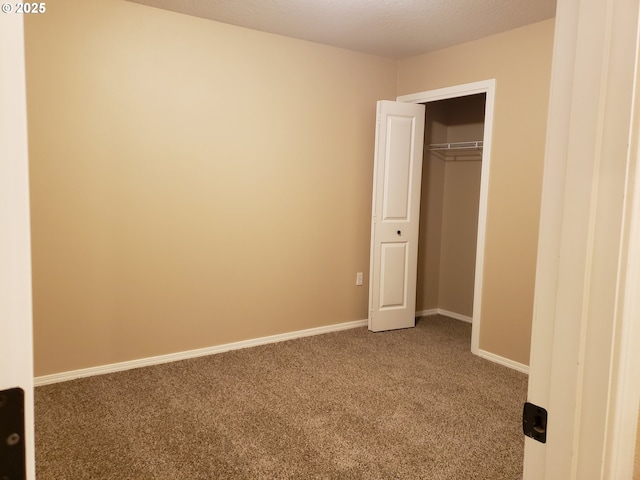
[369,100,425,332]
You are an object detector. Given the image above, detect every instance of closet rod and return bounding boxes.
[428,141,483,151]
[428,140,483,162]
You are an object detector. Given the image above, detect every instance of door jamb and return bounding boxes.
[396,79,496,357]
[602,10,640,473]
[0,13,36,479]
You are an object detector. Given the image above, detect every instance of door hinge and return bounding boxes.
[523,401,547,444]
[0,387,26,479]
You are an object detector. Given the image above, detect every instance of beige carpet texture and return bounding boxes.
[35,315,528,479]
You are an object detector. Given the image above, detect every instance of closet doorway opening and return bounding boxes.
[404,81,494,355]
[416,93,487,351]
[368,80,494,356]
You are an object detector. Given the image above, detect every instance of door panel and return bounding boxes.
[379,242,408,308]
[369,100,425,332]
[382,115,415,220]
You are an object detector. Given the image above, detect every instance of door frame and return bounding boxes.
[523,0,640,477]
[396,79,496,358]
[604,108,640,478]
[0,13,36,480]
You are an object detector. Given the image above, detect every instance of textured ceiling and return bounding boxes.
[127,0,557,59]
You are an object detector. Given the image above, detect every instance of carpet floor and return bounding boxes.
[35,315,528,479]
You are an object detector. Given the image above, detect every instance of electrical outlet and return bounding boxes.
[356,272,363,286]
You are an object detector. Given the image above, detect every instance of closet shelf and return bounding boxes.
[428,141,483,162]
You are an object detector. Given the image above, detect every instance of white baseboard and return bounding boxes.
[416,308,472,323]
[437,309,473,323]
[478,349,529,374]
[34,319,368,386]
[416,309,528,374]
[34,316,529,385]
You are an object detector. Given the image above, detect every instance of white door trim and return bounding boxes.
[524,0,640,478]
[0,13,36,480]
[602,9,640,475]
[396,79,496,356]
[603,104,640,479]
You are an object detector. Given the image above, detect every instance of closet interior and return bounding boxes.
[416,93,486,321]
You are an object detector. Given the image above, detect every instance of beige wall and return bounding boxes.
[439,160,482,316]
[26,1,554,376]
[399,19,555,364]
[416,103,446,312]
[416,156,445,311]
[25,0,397,376]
